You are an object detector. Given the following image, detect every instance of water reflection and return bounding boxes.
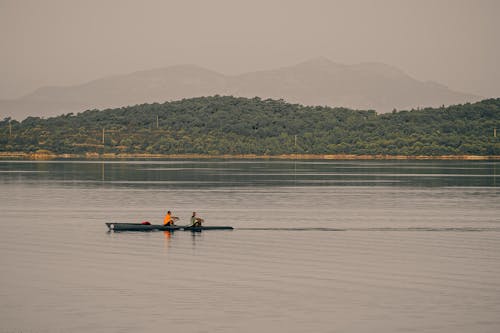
[191,231,202,248]
[101,162,105,182]
[163,231,171,252]
[0,160,498,188]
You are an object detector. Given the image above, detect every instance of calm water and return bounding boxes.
[0,160,499,333]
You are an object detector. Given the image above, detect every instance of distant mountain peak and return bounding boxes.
[293,57,343,69]
[350,62,410,79]
[125,63,225,78]
[0,58,482,120]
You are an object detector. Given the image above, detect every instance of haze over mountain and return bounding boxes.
[0,58,480,120]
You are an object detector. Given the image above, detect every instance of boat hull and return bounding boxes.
[106,223,233,232]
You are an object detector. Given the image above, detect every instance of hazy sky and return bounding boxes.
[1,0,499,99]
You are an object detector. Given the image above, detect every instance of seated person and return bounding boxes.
[190,212,204,227]
[163,210,179,226]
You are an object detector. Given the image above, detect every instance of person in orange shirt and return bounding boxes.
[163,210,178,226]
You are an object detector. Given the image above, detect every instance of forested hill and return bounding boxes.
[1,96,499,156]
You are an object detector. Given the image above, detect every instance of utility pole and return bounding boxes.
[102,128,105,144]
[156,115,159,129]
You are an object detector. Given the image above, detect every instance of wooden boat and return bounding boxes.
[106,222,233,232]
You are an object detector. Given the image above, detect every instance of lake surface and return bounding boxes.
[0,160,499,333]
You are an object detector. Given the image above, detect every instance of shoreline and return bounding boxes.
[1,152,499,161]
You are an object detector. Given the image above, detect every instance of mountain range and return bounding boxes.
[0,57,481,120]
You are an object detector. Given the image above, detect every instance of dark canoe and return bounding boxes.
[106,223,233,232]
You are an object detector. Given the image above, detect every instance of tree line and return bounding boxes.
[1,96,499,156]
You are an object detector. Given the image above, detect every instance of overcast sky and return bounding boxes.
[1,0,499,99]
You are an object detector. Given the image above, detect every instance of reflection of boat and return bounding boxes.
[106,223,233,232]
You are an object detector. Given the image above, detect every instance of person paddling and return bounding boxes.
[190,212,204,227]
[163,210,178,226]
